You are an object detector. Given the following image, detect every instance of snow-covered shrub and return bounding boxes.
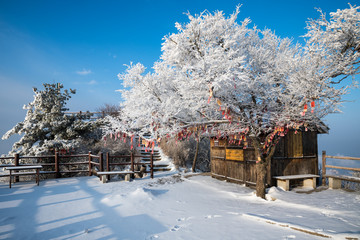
[148,174,183,186]
[95,103,122,118]
[159,139,191,169]
[91,137,131,156]
[160,137,210,172]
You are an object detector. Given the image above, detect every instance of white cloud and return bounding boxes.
[88,80,97,85]
[76,69,92,75]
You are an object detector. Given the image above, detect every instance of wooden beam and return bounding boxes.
[55,151,60,178]
[325,165,360,172]
[325,155,360,161]
[322,150,326,186]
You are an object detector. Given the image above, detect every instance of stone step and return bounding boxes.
[152,167,172,172]
[141,156,161,159]
[141,151,160,154]
[140,151,160,154]
[141,159,162,163]
[152,164,169,168]
[140,153,161,157]
[140,154,161,158]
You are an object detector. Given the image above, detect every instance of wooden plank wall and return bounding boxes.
[211,130,319,187]
[210,138,257,185]
[273,131,318,158]
[271,130,318,185]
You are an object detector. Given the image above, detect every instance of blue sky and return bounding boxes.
[0,0,359,157]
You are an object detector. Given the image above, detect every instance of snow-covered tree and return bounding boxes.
[2,83,102,155]
[109,5,359,198]
[108,8,249,136]
[96,103,122,118]
[304,4,360,81]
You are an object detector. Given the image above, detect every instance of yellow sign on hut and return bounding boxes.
[226,149,244,161]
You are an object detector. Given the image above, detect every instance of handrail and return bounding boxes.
[324,165,360,172]
[324,155,360,161]
[20,155,54,159]
[1,154,93,159]
[0,156,18,160]
[322,150,360,186]
[1,150,156,180]
[109,155,131,158]
[59,154,89,158]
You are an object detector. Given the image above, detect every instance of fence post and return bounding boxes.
[243,160,247,187]
[131,152,134,172]
[322,150,326,186]
[150,153,154,179]
[55,150,60,178]
[106,152,110,181]
[88,151,92,176]
[131,152,135,179]
[14,153,19,182]
[99,152,103,172]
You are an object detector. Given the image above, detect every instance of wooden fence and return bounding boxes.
[105,152,154,180]
[321,150,360,186]
[0,151,154,181]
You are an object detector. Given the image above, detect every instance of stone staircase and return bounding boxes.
[139,148,172,172]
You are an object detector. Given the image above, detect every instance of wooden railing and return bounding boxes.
[0,151,154,181]
[0,152,99,180]
[321,150,360,186]
[105,152,154,180]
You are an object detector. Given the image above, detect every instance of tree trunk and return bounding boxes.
[255,161,267,199]
[192,137,200,172]
[251,136,277,199]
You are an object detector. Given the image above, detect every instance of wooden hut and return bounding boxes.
[210,127,328,188]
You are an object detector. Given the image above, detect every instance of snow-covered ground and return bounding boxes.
[0,171,359,240]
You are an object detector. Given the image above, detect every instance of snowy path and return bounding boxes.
[0,173,359,240]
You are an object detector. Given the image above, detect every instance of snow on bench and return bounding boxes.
[325,175,360,189]
[97,171,136,183]
[273,174,319,191]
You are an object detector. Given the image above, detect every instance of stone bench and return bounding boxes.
[325,175,360,189]
[273,174,319,191]
[97,171,136,183]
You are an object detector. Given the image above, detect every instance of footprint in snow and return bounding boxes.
[205,215,222,219]
[321,211,334,217]
[177,218,185,222]
[147,235,159,239]
[171,225,180,231]
[283,235,296,239]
